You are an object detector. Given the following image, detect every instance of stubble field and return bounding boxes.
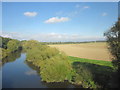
[49,42,112,61]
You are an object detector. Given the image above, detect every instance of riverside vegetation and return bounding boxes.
[0,37,22,59]
[0,36,116,88]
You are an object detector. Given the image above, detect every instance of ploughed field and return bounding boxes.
[49,42,111,61]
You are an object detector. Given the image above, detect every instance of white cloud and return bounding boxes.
[102,12,108,16]
[24,12,38,17]
[1,32,13,38]
[1,31,105,42]
[44,17,70,24]
[1,34,12,38]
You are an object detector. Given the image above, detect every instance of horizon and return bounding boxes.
[0,35,106,43]
[1,2,118,42]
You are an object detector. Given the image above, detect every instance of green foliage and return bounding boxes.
[70,57,115,88]
[104,18,120,70]
[7,39,21,53]
[0,48,9,60]
[40,55,74,82]
[0,48,2,60]
[24,40,114,88]
[104,17,120,88]
[2,48,8,59]
[0,36,11,49]
[2,50,21,65]
[1,37,21,59]
[2,37,115,88]
[22,40,41,50]
[24,40,74,83]
[72,62,97,88]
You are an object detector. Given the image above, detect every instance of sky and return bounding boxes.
[1,2,118,42]
[1,0,119,2]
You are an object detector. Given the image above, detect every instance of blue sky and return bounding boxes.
[2,2,118,42]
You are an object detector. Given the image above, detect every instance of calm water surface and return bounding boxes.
[2,51,76,88]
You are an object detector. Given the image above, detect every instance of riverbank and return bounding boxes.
[1,37,116,88]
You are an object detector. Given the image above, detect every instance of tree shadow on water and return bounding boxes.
[2,50,21,66]
[72,62,115,88]
[25,61,76,88]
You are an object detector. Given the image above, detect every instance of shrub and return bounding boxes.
[72,62,97,88]
[7,39,21,53]
[24,40,74,83]
[40,55,74,82]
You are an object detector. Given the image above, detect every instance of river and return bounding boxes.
[2,51,76,88]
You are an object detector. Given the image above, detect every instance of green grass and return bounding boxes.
[69,56,115,88]
[68,56,113,68]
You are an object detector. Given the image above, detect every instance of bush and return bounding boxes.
[24,40,74,83]
[7,39,21,53]
[40,55,74,82]
[72,62,97,88]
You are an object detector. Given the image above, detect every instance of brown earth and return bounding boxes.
[49,42,112,61]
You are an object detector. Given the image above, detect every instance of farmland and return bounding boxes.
[1,37,116,88]
[49,42,112,61]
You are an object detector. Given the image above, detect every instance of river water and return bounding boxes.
[2,51,76,88]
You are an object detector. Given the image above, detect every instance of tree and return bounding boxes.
[104,18,120,70]
[7,39,21,52]
[104,18,120,88]
[22,40,40,50]
[0,36,11,49]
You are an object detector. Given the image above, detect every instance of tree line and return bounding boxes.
[0,37,22,59]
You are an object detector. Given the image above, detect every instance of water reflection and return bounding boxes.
[25,61,40,74]
[25,70,37,76]
[2,50,21,66]
[26,61,75,88]
[2,52,75,88]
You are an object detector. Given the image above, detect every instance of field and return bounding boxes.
[49,42,112,61]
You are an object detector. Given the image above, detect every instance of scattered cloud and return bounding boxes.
[1,32,13,38]
[1,31,105,42]
[67,5,90,17]
[44,17,70,24]
[1,34,12,38]
[102,12,108,16]
[75,4,90,9]
[24,12,38,17]
[1,31,31,40]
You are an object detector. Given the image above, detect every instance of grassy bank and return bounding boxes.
[69,56,113,68]
[69,56,115,88]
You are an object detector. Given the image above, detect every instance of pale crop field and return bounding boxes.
[49,42,112,61]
